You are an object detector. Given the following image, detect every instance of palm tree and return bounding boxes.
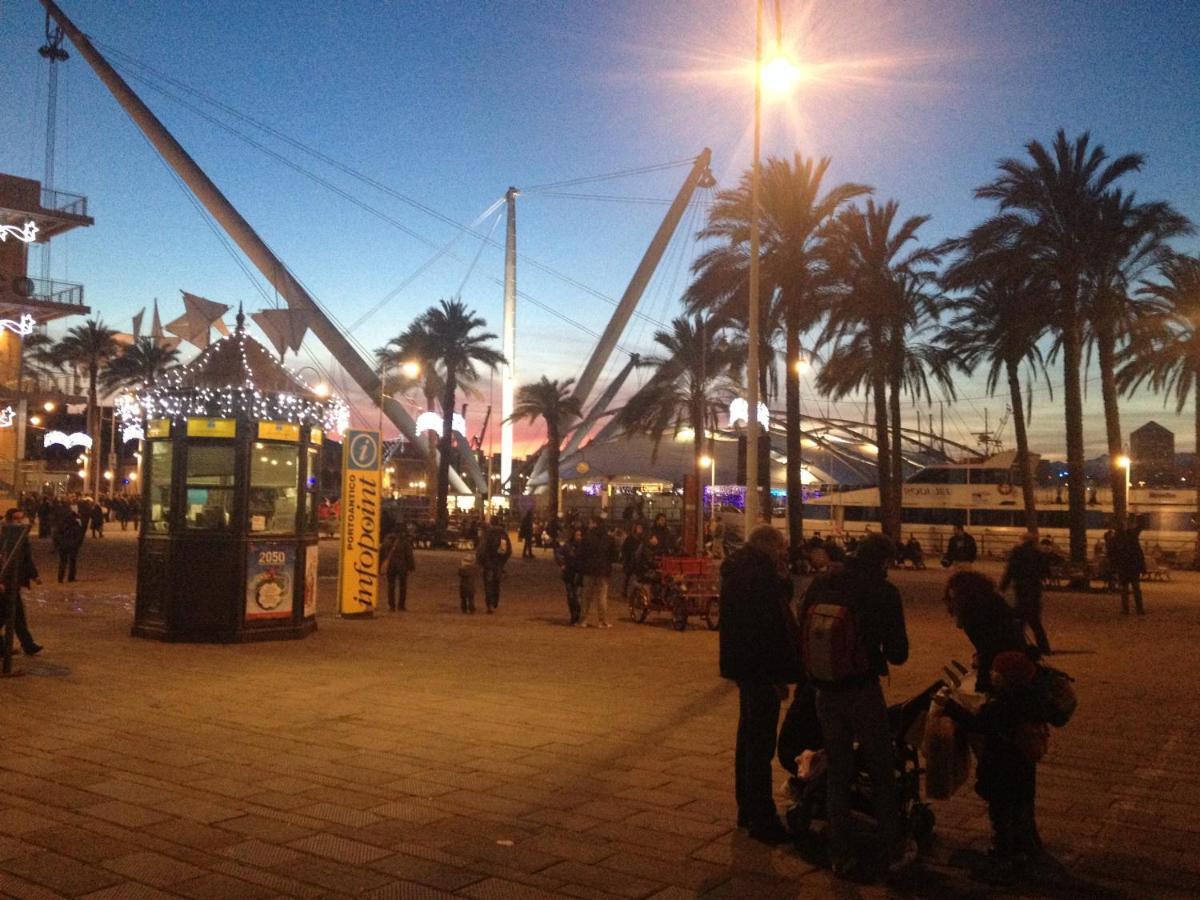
[820,200,934,539]
[686,155,870,551]
[1117,255,1200,561]
[615,316,738,537]
[101,336,181,393]
[412,299,504,533]
[1084,190,1192,523]
[966,130,1144,566]
[942,251,1053,531]
[53,319,119,496]
[508,377,583,528]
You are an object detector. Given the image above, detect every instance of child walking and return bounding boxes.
[457,555,477,614]
[935,650,1048,886]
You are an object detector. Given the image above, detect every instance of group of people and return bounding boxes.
[719,525,1063,886]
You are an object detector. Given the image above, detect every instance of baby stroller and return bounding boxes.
[777,670,963,855]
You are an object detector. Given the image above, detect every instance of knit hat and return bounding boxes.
[990,650,1037,688]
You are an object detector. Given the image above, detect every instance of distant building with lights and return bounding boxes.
[0,173,93,495]
[1130,421,1175,485]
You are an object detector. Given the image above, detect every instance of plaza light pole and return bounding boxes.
[1117,454,1131,524]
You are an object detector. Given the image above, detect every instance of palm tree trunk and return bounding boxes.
[1194,389,1199,569]
[888,366,904,541]
[1006,358,1038,533]
[1097,325,1127,524]
[546,420,560,529]
[425,387,438,520]
[784,319,803,553]
[872,370,892,539]
[693,395,705,553]
[435,376,456,535]
[88,364,99,498]
[1061,296,1089,567]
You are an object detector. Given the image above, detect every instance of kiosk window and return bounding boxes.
[249,443,300,534]
[147,442,173,532]
[185,444,236,530]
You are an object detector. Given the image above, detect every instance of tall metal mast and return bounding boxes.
[500,187,518,496]
[37,12,69,283]
[38,0,472,493]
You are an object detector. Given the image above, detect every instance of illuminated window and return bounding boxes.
[305,445,320,532]
[185,444,236,531]
[249,444,300,534]
[147,441,173,532]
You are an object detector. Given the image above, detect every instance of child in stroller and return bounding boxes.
[778,677,946,857]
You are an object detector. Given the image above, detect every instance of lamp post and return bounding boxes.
[1116,454,1131,526]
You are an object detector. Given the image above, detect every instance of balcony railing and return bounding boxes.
[24,277,85,307]
[40,187,88,218]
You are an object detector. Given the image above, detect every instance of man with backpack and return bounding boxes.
[475,516,512,614]
[800,533,910,879]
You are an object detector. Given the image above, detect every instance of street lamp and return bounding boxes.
[745,0,799,530]
[400,360,421,380]
[1116,454,1131,523]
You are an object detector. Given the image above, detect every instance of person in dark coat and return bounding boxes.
[801,533,910,877]
[381,525,416,611]
[649,513,677,555]
[943,524,978,567]
[935,650,1048,885]
[619,522,644,599]
[577,517,618,628]
[945,569,1030,692]
[1109,516,1146,615]
[1,508,43,656]
[1000,530,1052,654]
[36,497,52,539]
[555,527,585,625]
[52,510,84,583]
[718,525,801,844]
[475,517,512,613]
[88,501,105,538]
[518,510,535,559]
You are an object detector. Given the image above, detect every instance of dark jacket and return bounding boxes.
[518,512,534,541]
[800,557,909,688]
[1109,528,1146,578]
[650,523,677,555]
[476,525,512,570]
[555,539,583,585]
[943,685,1044,800]
[1000,541,1049,598]
[383,532,415,576]
[946,531,978,564]
[578,526,619,577]
[52,514,84,553]
[620,533,642,570]
[956,591,1028,692]
[718,546,803,684]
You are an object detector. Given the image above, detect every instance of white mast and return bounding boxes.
[501,187,518,496]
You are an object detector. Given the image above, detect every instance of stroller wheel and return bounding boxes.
[910,803,935,851]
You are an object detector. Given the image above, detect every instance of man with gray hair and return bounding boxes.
[801,532,910,879]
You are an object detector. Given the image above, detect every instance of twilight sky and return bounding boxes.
[2,0,1198,459]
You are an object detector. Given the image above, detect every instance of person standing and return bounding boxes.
[519,509,535,559]
[457,555,477,614]
[578,517,618,628]
[650,513,677,555]
[999,530,1052,654]
[801,533,911,878]
[88,501,105,538]
[945,569,1031,692]
[718,524,801,844]
[476,516,512,613]
[52,509,84,583]
[1,509,43,656]
[382,525,416,611]
[619,522,644,599]
[943,523,978,568]
[1110,516,1147,615]
[555,527,584,625]
[36,497,52,539]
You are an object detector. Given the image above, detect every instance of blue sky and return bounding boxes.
[3,0,1198,457]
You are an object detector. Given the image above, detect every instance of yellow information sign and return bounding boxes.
[337,429,382,618]
[146,418,171,439]
[186,417,237,438]
[257,421,301,442]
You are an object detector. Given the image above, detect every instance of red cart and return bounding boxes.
[628,556,720,631]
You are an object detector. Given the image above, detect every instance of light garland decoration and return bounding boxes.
[0,222,38,243]
[728,397,771,428]
[0,314,35,336]
[124,319,346,433]
[44,430,92,449]
[415,410,467,436]
[122,423,145,443]
[0,407,14,428]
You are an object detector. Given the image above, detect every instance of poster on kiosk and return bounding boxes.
[338,429,382,617]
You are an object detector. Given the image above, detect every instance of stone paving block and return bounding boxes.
[140,817,243,852]
[212,860,324,897]
[0,849,123,896]
[364,881,461,900]
[219,838,304,868]
[623,810,728,842]
[19,824,142,863]
[571,799,644,823]
[172,871,277,900]
[540,859,663,898]
[0,834,37,862]
[599,845,728,892]
[292,802,383,828]
[288,833,392,865]
[148,796,242,824]
[217,813,316,843]
[0,807,58,836]
[521,828,618,865]
[458,875,572,900]
[101,850,205,887]
[85,780,180,807]
[278,855,394,893]
[244,790,314,812]
[367,851,488,891]
[79,801,172,829]
[0,870,74,900]
[383,778,458,799]
[78,882,179,899]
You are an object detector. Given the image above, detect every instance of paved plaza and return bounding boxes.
[2,530,1199,899]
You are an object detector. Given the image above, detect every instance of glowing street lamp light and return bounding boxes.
[400,360,421,380]
[762,54,802,96]
[312,382,332,399]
